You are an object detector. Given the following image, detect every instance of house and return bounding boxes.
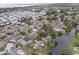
[0,32,6,37]
[64,16,72,21]
[0,21,6,27]
[0,40,7,51]
[17,39,27,46]
[33,28,37,32]
[17,23,29,32]
[3,25,15,34]
[11,20,18,25]
[42,35,52,44]
[5,43,16,53]
[0,17,8,23]
[11,48,25,55]
[53,27,65,32]
[11,35,27,46]
[16,49,25,55]
[46,35,52,42]
[31,20,43,30]
[33,40,45,50]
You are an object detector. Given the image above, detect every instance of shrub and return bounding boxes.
[19,31,26,35]
[61,47,74,55]
[0,35,7,40]
[72,35,79,47]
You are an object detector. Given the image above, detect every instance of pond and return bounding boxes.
[51,28,76,55]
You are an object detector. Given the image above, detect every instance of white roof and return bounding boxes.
[18,39,27,46]
[16,49,25,55]
[0,17,7,22]
[32,28,37,32]
[54,27,65,32]
[5,43,16,52]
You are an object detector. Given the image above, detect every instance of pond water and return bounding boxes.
[51,28,76,55]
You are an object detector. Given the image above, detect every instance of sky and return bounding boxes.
[0,0,79,4]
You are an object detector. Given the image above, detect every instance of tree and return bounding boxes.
[0,35,7,40]
[46,15,55,22]
[57,32,63,36]
[66,20,75,33]
[37,16,44,21]
[42,24,57,39]
[48,30,56,39]
[46,9,57,16]
[42,24,49,32]
[20,17,32,25]
[37,31,48,37]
